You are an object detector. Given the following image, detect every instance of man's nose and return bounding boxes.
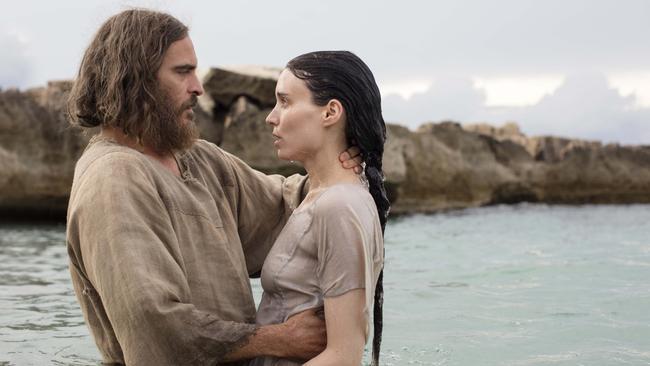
[189,73,204,96]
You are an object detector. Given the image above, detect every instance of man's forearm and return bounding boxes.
[223,308,327,362]
[223,324,288,361]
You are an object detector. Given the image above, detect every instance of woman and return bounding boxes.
[252,51,390,366]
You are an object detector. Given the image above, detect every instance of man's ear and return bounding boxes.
[322,99,344,127]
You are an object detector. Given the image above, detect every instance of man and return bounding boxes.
[66,9,360,365]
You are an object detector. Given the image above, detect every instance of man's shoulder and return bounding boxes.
[188,139,245,174]
[188,139,228,163]
[189,139,222,155]
[74,140,152,184]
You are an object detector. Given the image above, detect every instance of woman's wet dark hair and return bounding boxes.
[287,50,390,365]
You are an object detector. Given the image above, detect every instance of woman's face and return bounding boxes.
[266,69,325,162]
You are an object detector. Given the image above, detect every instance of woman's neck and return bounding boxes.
[302,140,360,192]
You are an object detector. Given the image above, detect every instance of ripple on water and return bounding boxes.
[0,274,53,286]
[428,281,469,288]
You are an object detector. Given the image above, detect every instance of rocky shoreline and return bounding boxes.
[1,67,649,220]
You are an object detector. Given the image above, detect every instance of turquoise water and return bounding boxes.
[1,204,649,365]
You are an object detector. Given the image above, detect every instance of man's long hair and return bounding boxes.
[67,9,188,140]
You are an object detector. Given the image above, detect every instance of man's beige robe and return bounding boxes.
[66,136,306,365]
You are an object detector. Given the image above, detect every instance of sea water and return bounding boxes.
[1,204,649,365]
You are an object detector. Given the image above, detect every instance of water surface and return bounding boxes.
[1,204,649,365]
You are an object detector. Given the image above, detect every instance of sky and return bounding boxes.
[1,0,649,144]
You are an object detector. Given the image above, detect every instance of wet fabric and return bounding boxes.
[66,136,307,366]
[250,183,384,366]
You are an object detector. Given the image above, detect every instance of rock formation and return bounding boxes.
[1,68,649,220]
[0,81,90,218]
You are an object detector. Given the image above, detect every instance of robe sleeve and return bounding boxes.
[71,152,256,365]
[218,149,309,277]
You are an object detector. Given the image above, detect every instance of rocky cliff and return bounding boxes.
[1,68,649,220]
[0,81,89,218]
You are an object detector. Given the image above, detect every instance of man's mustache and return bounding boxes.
[180,94,199,111]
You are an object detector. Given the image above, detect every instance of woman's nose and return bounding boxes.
[266,107,278,125]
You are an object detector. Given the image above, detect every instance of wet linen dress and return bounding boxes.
[250,183,384,366]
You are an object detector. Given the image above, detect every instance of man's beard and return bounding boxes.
[141,89,200,154]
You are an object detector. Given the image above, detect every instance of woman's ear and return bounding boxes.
[322,99,344,127]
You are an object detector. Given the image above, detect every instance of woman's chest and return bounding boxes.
[260,210,320,295]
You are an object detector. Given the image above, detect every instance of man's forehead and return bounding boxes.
[163,36,198,66]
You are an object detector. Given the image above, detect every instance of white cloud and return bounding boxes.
[378,80,432,100]
[382,72,650,145]
[511,73,650,144]
[473,75,565,107]
[382,76,487,129]
[1,0,647,142]
[0,31,31,89]
[608,71,650,108]
[3,1,650,88]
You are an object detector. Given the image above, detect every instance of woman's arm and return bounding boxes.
[305,289,367,366]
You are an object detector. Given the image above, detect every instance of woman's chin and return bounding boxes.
[276,150,290,161]
[276,150,299,163]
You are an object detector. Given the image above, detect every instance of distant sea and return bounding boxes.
[1,204,649,365]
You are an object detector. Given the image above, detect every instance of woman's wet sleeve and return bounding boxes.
[314,196,368,298]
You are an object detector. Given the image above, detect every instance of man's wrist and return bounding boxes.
[223,324,285,362]
[253,323,289,358]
